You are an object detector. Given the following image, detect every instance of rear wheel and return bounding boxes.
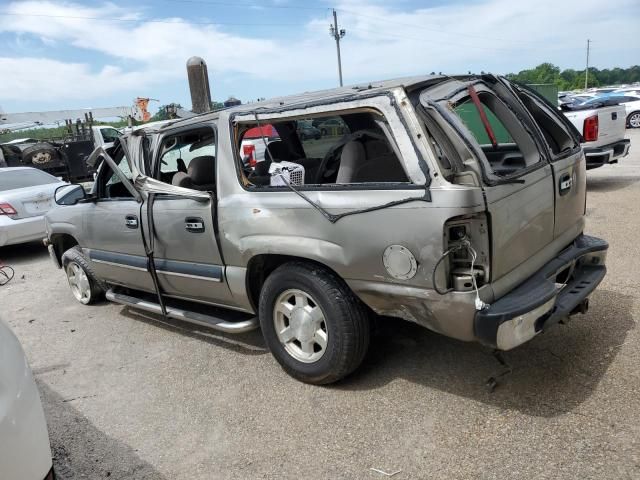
[61,246,103,305]
[259,262,370,384]
[22,142,60,166]
[627,111,640,128]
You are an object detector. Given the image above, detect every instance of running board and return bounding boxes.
[105,289,259,334]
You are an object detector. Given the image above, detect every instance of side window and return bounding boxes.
[97,153,134,199]
[236,110,410,188]
[453,92,541,177]
[100,128,121,143]
[156,127,216,191]
[518,93,577,156]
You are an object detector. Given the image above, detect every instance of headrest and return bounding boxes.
[264,141,289,163]
[188,155,215,184]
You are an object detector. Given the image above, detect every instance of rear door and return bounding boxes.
[511,84,586,240]
[145,124,235,307]
[422,79,556,281]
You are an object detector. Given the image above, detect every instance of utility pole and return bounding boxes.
[329,9,346,87]
[585,39,591,90]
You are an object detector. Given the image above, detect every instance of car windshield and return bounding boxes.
[0,169,59,191]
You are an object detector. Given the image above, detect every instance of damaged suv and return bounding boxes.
[45,74,608,384]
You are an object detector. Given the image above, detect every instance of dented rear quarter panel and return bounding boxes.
[215,105,490,340]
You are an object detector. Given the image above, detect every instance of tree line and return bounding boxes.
[506,63,640,91]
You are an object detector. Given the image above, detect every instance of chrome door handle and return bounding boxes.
[125,215,139,229]
[185,217,205,233]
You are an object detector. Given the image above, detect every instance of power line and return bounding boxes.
[337,8,539,46]
[0,12,303,26]
[156,0,329,10]
[347,26,520,53]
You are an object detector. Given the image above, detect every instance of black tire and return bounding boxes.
[61,246,104,305]
[259,262,370,384]
[22,142,60,166]
[626,111,640,129]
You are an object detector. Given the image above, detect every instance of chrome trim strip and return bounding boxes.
[92,258,148,272]
[155,269,222,282]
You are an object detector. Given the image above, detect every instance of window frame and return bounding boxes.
[447,86,548,181]
[229,100,426,193]
[151,123,218,192]
[94,149,137,202]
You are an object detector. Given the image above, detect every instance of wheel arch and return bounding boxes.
[49,232,80,266]
[245,254,350,313]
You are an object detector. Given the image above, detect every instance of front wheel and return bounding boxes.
[627,111,640,129]
[259,262,370,384]
[61,246,103,305]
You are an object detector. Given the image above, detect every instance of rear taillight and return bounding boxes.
[583,115,599,142]
[0,203,17,215]
[243,144,257,167]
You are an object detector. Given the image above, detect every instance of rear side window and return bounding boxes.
[0,169,59,191]
[453,92,541,177]
[518,93,577,155]
[235,110,410,188]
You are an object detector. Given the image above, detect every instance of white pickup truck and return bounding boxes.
[562,97,630,169]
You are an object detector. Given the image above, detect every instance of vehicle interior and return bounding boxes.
[453,92,541,177]
[157,128,217,191]
[96,151,134,199]
[236,111,411,188]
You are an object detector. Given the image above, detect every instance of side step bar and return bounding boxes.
[105,289,259,334]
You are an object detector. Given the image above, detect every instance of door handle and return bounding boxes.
[559,173,573,196]
[185,217,205,233]
[125,215,139,229]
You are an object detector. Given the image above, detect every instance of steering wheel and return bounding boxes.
[314,146,343,184]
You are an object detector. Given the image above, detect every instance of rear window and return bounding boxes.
[0,169,59,191]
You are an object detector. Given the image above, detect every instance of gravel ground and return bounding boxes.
[1,130,639,479]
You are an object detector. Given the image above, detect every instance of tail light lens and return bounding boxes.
[0,203,17,215]
[243,144,257,167]
[583,115,599,142]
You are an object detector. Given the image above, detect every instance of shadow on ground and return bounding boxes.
[0,240,49,264]
[120,307,268,356]
[339,289,636,418]
[36,379,166,480]
[587,175,640,193]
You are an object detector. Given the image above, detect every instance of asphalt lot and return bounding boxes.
[2,131,639,479]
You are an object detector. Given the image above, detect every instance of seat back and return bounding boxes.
[336,141,366,183]
[171,155,216,191]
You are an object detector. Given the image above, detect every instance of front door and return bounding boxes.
[82,150,154,293]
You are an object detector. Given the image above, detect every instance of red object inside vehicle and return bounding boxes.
[583,115,599,142]
[243,144,257,167]
[244,124,278,139]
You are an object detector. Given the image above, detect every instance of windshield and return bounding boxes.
[0,169,60,191]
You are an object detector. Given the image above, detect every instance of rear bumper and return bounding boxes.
[0,214,46,247]
[475,234,608,350]
[584,138,630,168]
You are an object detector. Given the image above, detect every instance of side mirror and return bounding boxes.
[55,184,87,206]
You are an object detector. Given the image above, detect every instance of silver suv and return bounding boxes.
[45,75,608,384]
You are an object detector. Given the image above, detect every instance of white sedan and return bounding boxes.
[615,94,640,128]
[0,167,66,247]
[0,317,54,479]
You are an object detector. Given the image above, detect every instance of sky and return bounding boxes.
[0,0,638,115]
